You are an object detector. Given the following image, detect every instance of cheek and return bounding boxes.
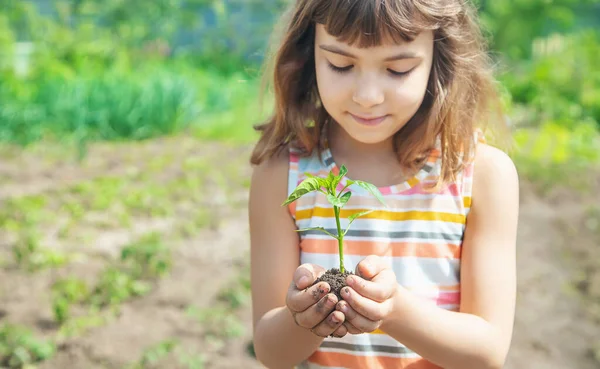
[391,87,424,109]
[316,64,351,107]
[391,75,429,111]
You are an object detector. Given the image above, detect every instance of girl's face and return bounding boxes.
[314,24,434,146]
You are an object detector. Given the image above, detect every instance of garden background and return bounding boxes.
[0,0,599,368]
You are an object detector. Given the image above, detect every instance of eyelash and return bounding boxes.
[327,62,411,77]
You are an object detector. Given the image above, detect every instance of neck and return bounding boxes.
[326,123,396,162]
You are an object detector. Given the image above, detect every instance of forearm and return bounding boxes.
[254,306,323,368]
[381,287,507,369]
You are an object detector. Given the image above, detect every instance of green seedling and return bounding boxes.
[120,233,172,279]
[12,229,67,271]
[51,278,90,325]
[282,165,385,297]
[0,324,56,368]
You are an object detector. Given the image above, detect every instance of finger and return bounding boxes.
[355,255,391,280]
[341,286,389,323]
[343,321,363,335]
[287,280,331,313]
[310,310,345,338]
[346,272,396,303]
[294,293,338,329]
[337,300,379,334]
[332,322,348,338]
[294,263,326,289]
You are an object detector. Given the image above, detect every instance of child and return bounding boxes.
[248,0,518,368]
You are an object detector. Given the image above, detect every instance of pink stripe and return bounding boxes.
[436,291,460,306]
[463,163,474,177]
[401,183,461,197]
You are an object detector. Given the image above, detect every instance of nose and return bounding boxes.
[352,75,385,108]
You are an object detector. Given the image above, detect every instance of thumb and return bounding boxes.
[293,263,326,289]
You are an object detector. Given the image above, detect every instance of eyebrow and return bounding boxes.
[318,44,419,61]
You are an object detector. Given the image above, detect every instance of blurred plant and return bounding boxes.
[0,324,55,368]
[511,121,600,191]
[12,229,68,272]
[478,0,600,60]
[501,30,600,129]
[89,266,152,308]
[51,277,90,325]
[120,233,172,280]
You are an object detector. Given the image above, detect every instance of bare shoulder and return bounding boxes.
[250,147,290,203]
[472,143,519,198]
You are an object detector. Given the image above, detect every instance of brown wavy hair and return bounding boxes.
[250,0,506,185]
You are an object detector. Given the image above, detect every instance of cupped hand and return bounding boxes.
[336,255,398,334]
[286,263,348,338]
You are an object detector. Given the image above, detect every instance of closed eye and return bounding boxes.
[327,62,413,77]
[327,62,353,74]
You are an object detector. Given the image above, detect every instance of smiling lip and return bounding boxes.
[350,113,388,126]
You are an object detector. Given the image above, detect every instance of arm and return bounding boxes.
[249,151,325,368]
[380,144,519,369]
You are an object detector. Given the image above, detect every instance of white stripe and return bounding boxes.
[317,346,421,359]
[295,191,464,202]
[325,332,408,347]
[297,218,465,235]
[302,234,462,246]
[300,254,460,285]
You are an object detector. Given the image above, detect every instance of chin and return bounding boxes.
[339,125,395,146]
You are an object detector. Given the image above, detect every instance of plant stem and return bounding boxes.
[333,206,344,273]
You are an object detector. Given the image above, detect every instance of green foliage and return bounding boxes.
[120,233,172,280]
[11,229,67,272]
[0,68,199,146]
[512,122,600,191]
[90,266,152,308]
[51,278,90,325]
[128,339,206,369]
[134,339,179,368]
[501,31,600,129]
[88,234,171,308]
[478,0,600,59]
[0,324,55,368]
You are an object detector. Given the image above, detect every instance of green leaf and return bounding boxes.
[337,165,348,180]
[344,210,375,236]
[339,191,352,207]
[326,171,337,193]
[327,193,351,208]
[282,178,322,206]
[295,226,338,239]
[354,181,386,206]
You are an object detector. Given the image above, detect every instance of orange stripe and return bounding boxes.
[463,196,472,208]
[308,351,441,369]
[300,238,461,259]
[296,208,466,223]
[288,202,297,217]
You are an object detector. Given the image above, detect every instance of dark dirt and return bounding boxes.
[315,268,354,301]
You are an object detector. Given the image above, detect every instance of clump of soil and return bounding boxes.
[313,268,353,301]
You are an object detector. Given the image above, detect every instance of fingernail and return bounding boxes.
[339,302,348,313]
[343,287,351,300]
[346,276,355,286]
[331,315,340,324]
[326,295,337,307]
[298,276,308,287]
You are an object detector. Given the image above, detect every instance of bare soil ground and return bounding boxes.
[0,138,598,368]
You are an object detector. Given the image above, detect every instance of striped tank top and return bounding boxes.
[287,132,478,369]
